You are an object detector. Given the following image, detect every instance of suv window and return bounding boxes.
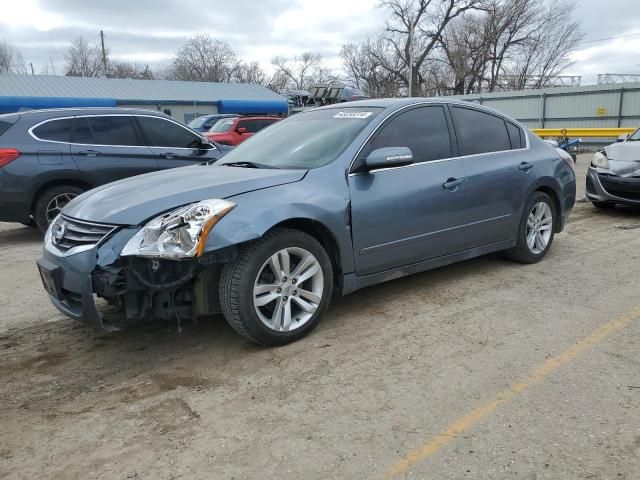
[360,106,452,165]
[33,118,74,142]
[506,121,524,149]
[88,116,144,146]
[450,107,511,156]
[258,119,278,130]
[237,119,259,133]
[136,116,202,148]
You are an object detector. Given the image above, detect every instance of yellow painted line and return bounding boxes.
[384,306,640,479]
[532,127,636,138]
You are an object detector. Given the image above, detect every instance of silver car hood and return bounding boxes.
[604,142,640,177]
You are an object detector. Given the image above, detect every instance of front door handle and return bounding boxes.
[78,150,100,157]
[443,177,464,190]
[518,162,534,172]
[160,152,177,159]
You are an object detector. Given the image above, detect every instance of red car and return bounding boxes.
[204,116,281,146]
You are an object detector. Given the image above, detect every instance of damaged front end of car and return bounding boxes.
[38,199,237,331]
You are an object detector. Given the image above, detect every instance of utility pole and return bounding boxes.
[30,62,34,76]
[408,20,414,97]
[100,30,108,78]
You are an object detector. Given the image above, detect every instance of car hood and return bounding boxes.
[604,142,640,177]
[63,164,307,225]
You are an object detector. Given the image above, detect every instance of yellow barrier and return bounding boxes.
[532,128,636,138]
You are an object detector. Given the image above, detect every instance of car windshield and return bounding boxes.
[628,128,640,141]
[209,118,235,133]
[218,107,383,169]
[188,116,209,129]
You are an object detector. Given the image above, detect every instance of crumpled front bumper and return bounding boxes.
[586,167,640,206]
[37,228,138,331]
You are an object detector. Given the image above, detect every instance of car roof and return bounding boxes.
[12,107,170,122]
[309,97,517,121]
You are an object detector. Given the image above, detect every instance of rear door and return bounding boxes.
[448,105,533,247]
[135,115,222,168]
[348,105,469,276]
[69,115,158,185]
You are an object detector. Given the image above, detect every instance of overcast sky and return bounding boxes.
[1,0,639,84]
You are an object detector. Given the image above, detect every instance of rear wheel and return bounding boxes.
[506,191,556,264]
[219,228,333,346]
[34,185,84,232]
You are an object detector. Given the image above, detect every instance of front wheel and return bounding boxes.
[505,191,556,264]
[219,228,334,346]
[34,185,84,232]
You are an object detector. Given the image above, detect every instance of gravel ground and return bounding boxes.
[1,154,639,480]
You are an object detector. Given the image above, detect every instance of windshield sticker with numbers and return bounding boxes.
[333,111,373,119]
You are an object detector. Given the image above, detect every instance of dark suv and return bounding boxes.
[0,108,225,231]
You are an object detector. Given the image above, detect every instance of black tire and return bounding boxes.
[20,220,36,228]
[219,228,334,346]
[505,191,556,264]
[592,201,613,210]
[34,185,85,233]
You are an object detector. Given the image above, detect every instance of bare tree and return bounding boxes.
[0,41,28,74]
[341,40,404,97]
[231,61,267,84]
[170,35,238,82]
[65,36,104,77]
[270,52,324,91]
[377,0,487,96]
[110,61,154,79]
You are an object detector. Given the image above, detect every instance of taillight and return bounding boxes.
[0,148,20,168]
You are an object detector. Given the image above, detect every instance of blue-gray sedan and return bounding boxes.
[37,98,576,345]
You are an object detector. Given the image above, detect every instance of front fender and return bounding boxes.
[203,180,355,274]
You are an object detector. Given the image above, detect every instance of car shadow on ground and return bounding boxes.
[0,223,42,244]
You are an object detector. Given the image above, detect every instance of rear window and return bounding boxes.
[33,118,74,142]
[450,107,511,156]
[506,121,525,149]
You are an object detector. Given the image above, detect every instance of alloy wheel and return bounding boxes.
[253,247,324,332]
[526,201,553,254]
[45,193,77,223]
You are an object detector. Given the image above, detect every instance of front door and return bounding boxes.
[135,116,222,168]
[348,105,469,276]
[70,115,158,185]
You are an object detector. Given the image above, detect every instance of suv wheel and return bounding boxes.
[506,191,556,263]
[219,228,333,346]
[34,185,85,232]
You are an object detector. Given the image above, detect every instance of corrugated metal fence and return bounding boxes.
[448,82,640,135]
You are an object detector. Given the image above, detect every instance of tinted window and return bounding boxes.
[209,118,235,133]
[72,117,93,144]
[137,116,201,148]
[506,121,524,149]
[258,119,278,130]
[361,106,452,164]
[450,107,511,156]
[238,119,259,133]
[87,116,143,146]
[33,118,74,142]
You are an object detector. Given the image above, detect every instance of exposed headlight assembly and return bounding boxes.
[591,151,609,169]
[121,199,235,258]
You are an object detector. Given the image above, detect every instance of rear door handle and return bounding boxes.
[160,152,177,159]
[443,177,464,190]
[78,150,100,157]
[518,162,533,172]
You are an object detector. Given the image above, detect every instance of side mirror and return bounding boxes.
[199,136,214,149]
[237,127,248,134]
[364,147,413,171]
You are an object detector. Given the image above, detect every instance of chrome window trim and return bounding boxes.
[347,101,530,176]
[28,113,207,150]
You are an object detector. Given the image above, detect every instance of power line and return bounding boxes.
[578,31,640,45]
